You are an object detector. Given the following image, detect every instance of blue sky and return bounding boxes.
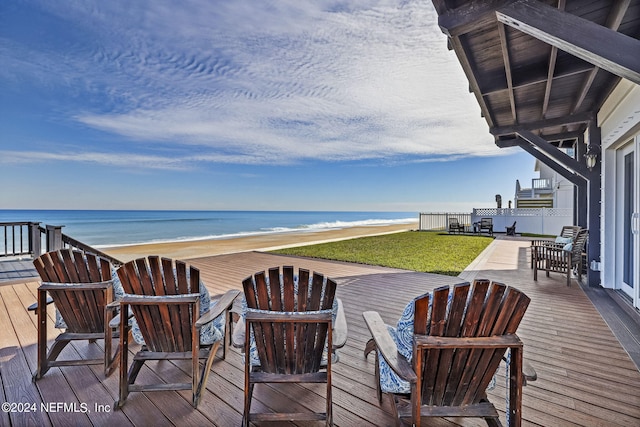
[0,0,537,212]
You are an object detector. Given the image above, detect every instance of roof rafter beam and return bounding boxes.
[542,0,565,118]
[507,137,587,187]
[542,130,583,142]
[498,22,517,121]
[448,35,495,127]
[480,61,593,95]
[490,111,594,136]
[438,0,515,37]
[571,0,630,113]
[517,130,590,179]
[496,0,640,85]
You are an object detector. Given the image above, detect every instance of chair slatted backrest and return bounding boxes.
[413,281,530,407]
[571,229,589,262]
[117,256,201,353]
[242,266,336,375]
[559,225,581,241]
[33,249,112,334]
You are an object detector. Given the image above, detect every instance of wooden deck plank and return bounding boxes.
[0,241,639,426]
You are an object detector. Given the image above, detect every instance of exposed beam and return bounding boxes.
[571,0,630,113]
[543,130,583,142]
[438,0,515,37]
[448,36,495,128]
[542,0,564,118]
[542,45,558,118]
[480,60,593,96]
[514,137,586,187]
[498,22,517,121]
[496,0,640,85]
[490,111,594,136]
[517,130,590,179]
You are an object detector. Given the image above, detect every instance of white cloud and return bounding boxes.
[3,0,504,167]
[0,150,190,170]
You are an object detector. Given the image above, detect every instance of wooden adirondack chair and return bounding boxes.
[363,280,531,427]
[530,225,581,268]
[114,256,239,408]
[448,217,465,234]
[32,249,121,379]
[533,229,589,286]
[242,266,336,426]
[479,218,494,235]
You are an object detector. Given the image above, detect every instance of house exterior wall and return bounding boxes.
[524,160,574,210]
[597,79,640,309]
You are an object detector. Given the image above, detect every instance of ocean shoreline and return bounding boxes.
[102,221,419,263]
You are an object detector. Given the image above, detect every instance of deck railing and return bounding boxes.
[1,222,41,258]
[0,221,122,267]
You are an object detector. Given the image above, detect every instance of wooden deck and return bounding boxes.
[1,239,640,426]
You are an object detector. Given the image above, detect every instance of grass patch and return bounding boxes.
[269,231,494,276]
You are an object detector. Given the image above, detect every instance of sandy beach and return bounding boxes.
[103,221,419,263]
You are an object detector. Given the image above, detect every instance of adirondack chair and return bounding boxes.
[530,225,581,268]
[533,229,589,286]
[363,280,531,427]
[114,256,239,408]
[32,249,122,379]
[448,217,465,234]
[505,221,517,236]
[478,218,494,235]
[242,266,337,426]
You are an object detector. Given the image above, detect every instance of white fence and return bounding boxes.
[419,208,573,235]
[418,213,472,231]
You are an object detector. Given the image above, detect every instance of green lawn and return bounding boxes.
[269,231,494,276]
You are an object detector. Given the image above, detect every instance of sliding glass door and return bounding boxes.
[616,139,639,307]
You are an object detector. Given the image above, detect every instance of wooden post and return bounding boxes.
[29,222,41,257]
[45,225,64,251]
[586,123,602,287]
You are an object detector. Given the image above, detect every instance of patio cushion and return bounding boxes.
[555,236,573,244]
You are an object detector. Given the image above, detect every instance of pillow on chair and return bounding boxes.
[555,236,573,245]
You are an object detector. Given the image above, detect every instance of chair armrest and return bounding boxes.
[541,246,572,256]
[106,300,119,309]
[531,239,560,247]
[196,289,240,328]
[27,295,54,311]
[523,361,537,383]
[333,298,348,349]
[362,311,417,383]
[109,312,121,329]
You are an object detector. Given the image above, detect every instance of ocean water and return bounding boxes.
[0,210,417,248]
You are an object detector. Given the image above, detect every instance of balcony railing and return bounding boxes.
[0,222,122,267]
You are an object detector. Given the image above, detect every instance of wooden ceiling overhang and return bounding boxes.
[431,0,640,180]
